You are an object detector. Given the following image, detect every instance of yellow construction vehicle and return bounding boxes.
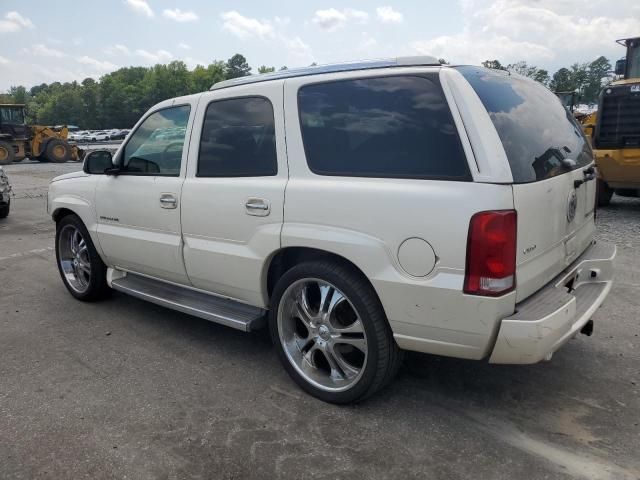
[0,104,83,165]
[588,37,640,205]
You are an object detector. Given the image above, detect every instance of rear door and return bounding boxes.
[180,81,287,307]
[458,67,596,302]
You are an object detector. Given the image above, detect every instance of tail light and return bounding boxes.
[464,210,517,296]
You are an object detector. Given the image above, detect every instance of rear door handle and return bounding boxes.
[160,193,177,209]
[245,198,270,216]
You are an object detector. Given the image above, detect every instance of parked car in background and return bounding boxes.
[109,129,129,140]
[48,57,616,403]
[0,166,11,218]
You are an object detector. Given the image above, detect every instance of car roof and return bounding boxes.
[210,55,441,91]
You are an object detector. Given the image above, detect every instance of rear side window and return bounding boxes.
[298,75,471,180]
[457,66,593,183]
[198,97,277,177]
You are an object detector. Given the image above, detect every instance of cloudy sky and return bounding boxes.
[1,0,639,90]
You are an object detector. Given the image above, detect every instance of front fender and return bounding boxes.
[49,176,104,258]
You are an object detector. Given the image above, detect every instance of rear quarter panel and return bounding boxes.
[282,69,517,359]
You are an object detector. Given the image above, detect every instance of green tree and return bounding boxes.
[506,61,549,85]
[225,54,251,79]
[549,68,574,92]
[583,56,611,103]
[482,59,505,70]
[258,65,275,74]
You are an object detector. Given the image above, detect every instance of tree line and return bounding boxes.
[480,56,612,103]
[0,53,613,129]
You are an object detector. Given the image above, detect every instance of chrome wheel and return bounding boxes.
[277,278,368,392]
[57,225,91,293]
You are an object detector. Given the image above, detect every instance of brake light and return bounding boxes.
[464,210,517,296]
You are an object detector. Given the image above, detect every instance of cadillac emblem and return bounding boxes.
[567,190,578,223]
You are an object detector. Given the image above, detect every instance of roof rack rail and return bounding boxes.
[210,55,441,91]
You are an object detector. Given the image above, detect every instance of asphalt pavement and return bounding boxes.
[0,162,638,480]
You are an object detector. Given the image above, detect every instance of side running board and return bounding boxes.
[110,273,266,332]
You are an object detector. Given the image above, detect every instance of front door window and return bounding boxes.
[122,105,191,176]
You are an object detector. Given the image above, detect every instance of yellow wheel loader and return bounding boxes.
[586,37,640,206]
[0,104,83,165]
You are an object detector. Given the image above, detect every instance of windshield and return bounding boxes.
[0,107,25,125]
[457,66,593,183]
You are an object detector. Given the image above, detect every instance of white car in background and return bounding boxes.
[48,57,616,403]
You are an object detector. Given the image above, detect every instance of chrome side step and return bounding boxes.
[110,273,266,332]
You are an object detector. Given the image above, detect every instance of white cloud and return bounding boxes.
[77,56,117,71]
[135,49,173,63]
[282,36,313,61]
[178,42,191,50]
[104,44,131,56]
[221,11,274,39]
[123,0,154,18]
[0,55,9,65]
[311,8,368,31]
[163,8,198,22]
[184,57,207,68]
[359,32,378,50]
[376,6,403,24]
[410,0,640,68]
[30,44,67,58]
[219,11,313,65]
[0,11,34,33]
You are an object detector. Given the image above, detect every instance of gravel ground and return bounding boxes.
[0,163,638,480]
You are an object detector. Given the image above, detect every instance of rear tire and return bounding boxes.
[0,141,15,165]
[597,179,613,206]
[269,260,402,404]
[45,138,71,163]
[0,199,9,219]
[55,214,111,301]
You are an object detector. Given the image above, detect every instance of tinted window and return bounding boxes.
[298,75,470,180]
[198,97,277,177]
[458,66,593,183]
[122,105,190,176]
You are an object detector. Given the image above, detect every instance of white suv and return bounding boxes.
[48,57,616,403]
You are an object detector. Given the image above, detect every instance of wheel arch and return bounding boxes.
[265,246,381,305]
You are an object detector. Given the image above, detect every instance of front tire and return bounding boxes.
[269,261,401,403]
[45,138,71,163]
[55,214,110,301]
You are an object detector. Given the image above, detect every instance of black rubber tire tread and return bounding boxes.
[55,214,111,301]
[0,141,15,165]
[269,260,402,404]
[0,199,9,219]
[597,179,613,207]
[45,138,71,163]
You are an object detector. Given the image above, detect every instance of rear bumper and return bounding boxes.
[489,241,616,364]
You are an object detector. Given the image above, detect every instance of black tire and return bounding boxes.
[45,138,71,163]
[55,214,111,301]
[597,179,613,206]
[0,199,9,219]
[269,260,402,404]
[0,141,15,165]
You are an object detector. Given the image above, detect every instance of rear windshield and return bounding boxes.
[457,66,593,183]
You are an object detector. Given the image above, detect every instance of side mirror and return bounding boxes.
[83,150,114,174]
[615,59,626,76]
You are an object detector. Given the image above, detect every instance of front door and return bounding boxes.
[95,103,194,284]
[181,82,288,307]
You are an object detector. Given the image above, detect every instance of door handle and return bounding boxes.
[160,193,177,209]
[245,198,270,216]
